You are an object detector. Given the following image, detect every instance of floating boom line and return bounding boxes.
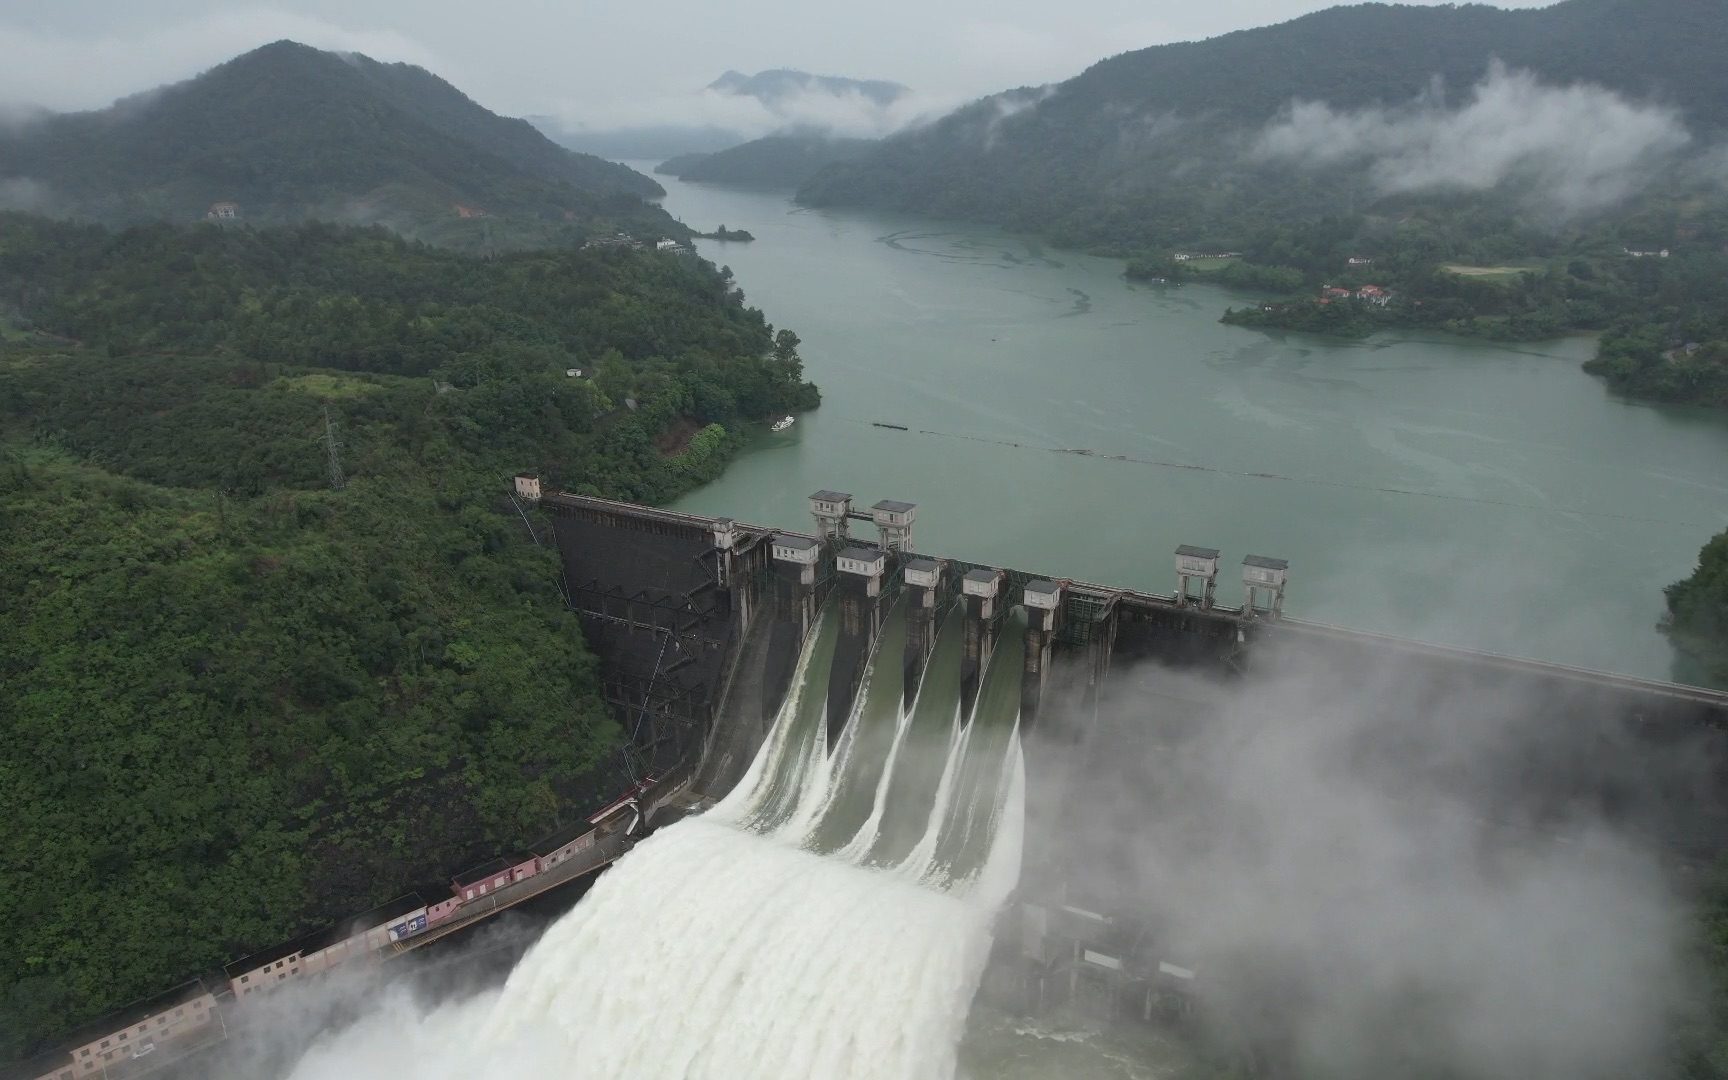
[842,418,1724,530]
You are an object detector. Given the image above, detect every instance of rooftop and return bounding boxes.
[838,546,884,563]
[1243,555,1290,571]
[453,858,519,888]
[1023,579,1061,596]
[964,568,998,584]
[529,819,599,857]
[1175,545,1220,560]
[904,557,940,573]
[223,935,309,978]
[1,1046,75,1080]
[773,533,818,551]
[809,490,852,503]
[289,894,427,959]
[32,979,212,1057]
[872,499,917,513]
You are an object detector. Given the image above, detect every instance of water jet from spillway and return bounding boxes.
[282,600,1026,1080]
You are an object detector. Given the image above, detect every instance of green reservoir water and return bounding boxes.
[649,170,1728,682]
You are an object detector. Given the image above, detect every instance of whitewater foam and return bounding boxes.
[282,601,1024,1080]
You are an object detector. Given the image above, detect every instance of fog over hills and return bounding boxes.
[707,69,910,108]
[656,134,878,188]
[799,0,1728,241]
[536,67,929,161]
[0,41,673,248]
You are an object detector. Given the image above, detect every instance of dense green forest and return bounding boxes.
[1204,203,1728,406]
[0,215,817,1059]
[0,41,676,252]
[657,135,879,189]
[795,0,1728,406]
[1666,533,1728,690]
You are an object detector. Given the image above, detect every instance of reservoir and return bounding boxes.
[651,169,1728,681]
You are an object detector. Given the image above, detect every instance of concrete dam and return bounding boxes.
[543,487,1728,1033]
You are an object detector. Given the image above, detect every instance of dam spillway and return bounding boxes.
[539,488,1728,868]
[286,589,1026,1080]
[256,485,1728,1080]
[533,487,1728,1063]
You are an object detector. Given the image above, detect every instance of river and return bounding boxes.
[650,170,1728,683]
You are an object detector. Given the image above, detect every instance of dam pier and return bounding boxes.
[546,484,1317,765]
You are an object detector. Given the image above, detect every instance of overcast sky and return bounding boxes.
[1,0,1559,125]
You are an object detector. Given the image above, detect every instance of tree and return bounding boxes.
[1664,531,1728,689]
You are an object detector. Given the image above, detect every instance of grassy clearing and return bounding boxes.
[1441,262,1543,282]
[1177,256,1239,274]
[280,372,387,399]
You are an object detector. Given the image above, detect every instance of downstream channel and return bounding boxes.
[647,168,1728,681]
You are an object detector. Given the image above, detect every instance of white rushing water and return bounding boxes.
[285,602,1026,1080]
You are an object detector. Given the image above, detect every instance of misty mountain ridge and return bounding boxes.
[799,0,1728,247]
[707,69,910,108]
[0,41,675,248]
[656,134,877,189]
[539,67,920,161]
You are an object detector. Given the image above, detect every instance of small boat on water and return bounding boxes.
[770,415,795,433]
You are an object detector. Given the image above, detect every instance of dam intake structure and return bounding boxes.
[285,590,1027,1080]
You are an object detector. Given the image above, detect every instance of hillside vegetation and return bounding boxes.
[1666,534,1728,690]
[0,41,673,251]
[0,215,817,1059]
[658,135,879,189]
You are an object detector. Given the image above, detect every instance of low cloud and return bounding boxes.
[1688,144,1728,188]
[1253,62,1693,215]
[0,10,438,114]
[0,178,54,213]
[1030,644,1701,1078]
[952,85,1058,152]
[0,102,49,132]
[546,81,954,144]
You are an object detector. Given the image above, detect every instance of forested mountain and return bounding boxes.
[0,214,816,1058]
[657,135,877,188]
[801,0,1727,237]
[0,42,670,249]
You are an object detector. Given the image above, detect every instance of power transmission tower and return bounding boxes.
[322,408,346,490]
